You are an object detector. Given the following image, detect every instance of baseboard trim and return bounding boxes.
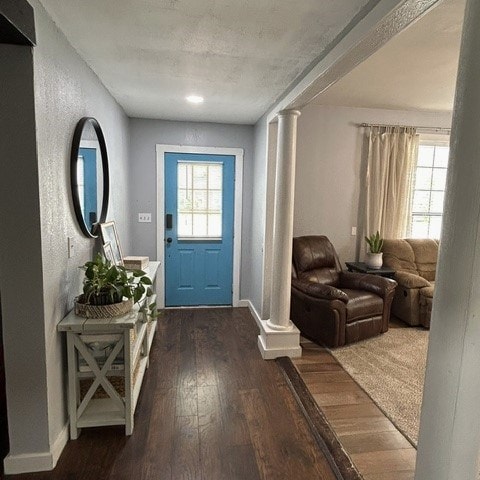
[244,299,263,328]
[4,452,53,475]
[237,299,249,308]
[51,422,69,469]
[4,422,69,474]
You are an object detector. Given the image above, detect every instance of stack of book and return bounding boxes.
[123,256,149,270]
[78,361,124,373]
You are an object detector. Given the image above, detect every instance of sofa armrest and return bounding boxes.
[395,271,431,289]
[291,278,348,303]
[339,271,397,299]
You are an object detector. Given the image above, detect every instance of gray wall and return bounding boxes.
[0,44,49,455]
[295,104,453,264]
[248,117,270,316]
[0,0,131,463]
[33,0,131,449]
[128,118,254,300]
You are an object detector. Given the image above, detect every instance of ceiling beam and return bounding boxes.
[0,0,36,46]
[267,0,443,122]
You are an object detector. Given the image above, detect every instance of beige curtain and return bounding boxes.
[365,126,419,239]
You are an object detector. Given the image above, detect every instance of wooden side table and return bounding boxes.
[345,261,395,279]
[58,262,159,439]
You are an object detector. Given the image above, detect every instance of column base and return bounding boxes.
[266,319,295,331]
[257,319,302,360]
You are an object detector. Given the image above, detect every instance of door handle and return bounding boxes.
[165,214,173,229]
[165,237,172,244]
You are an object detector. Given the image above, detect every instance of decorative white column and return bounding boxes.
[258,110,302,359]
[415,1,480,478]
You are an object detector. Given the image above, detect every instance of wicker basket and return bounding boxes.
[79,361,142,400]
[80,376,125,399]
[75,296,134,318]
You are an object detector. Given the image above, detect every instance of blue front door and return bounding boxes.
[79,147,97,231]
[164,152,235,306]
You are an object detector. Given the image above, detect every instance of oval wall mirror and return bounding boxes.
[70,117,109,238]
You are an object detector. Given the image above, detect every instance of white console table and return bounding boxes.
[58,262,159,439]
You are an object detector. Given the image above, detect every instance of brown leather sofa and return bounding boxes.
[382,238,438,328]
[290,236,397,348]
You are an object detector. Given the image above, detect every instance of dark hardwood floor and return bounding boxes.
[6,308,338,480]
[291,338,417,480]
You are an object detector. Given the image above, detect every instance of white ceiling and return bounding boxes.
[38,0,372,124]
[313,0,466,112]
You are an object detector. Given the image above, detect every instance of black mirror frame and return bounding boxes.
[70,117,110,238]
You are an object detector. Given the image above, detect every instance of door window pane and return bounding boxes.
[178,163,187,189]
[208,214,222,237]
[177,161,223,238]
[209,166,222,189]
[178,213,193,237]
[193,165,208,189]
[192,214,207,237]
[208,191,222,211]
[193,190,207,210]
[178,190,192,210]
[77,155,85,213]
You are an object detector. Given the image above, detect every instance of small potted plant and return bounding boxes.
[365,231,383,269]
[75,253,159,319]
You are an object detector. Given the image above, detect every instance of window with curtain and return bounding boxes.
[408,138,450,239]
[365,125,418,239]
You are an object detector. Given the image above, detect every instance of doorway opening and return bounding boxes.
[156,145,243,308]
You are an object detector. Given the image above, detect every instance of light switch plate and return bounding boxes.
[68,237,74,258]
[351,226,357,236]
[138,213,152,223]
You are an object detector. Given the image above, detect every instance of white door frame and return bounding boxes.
[156,144,244,308]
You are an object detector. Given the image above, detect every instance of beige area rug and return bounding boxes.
[330,325,429,446]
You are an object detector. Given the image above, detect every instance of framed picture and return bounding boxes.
[99,221,124,266]
[102,241,115,265]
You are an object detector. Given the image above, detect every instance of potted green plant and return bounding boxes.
[75,253,159,319]
[365,230,383,269]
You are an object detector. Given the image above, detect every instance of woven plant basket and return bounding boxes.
[75,295,134,318]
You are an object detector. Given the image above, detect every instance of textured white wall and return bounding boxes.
[0,0,131,463]
[294,104,453,265]
[128,118,254,300]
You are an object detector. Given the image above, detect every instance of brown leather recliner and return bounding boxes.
[291,236,397,348]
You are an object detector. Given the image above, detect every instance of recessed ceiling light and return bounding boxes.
[186,95,204,104]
